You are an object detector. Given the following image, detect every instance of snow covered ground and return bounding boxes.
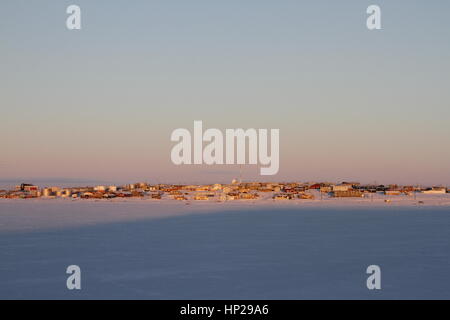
[0,196,450,299]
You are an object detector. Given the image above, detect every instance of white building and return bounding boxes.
[332,184,351,192]
[423,187,446,194]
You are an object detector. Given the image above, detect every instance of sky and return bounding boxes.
[1,0,450,186]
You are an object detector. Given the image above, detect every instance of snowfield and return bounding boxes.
[0,195,450,299]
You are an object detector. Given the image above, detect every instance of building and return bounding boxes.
[299,193,315,200]
[273,193,294,200]
[385,190,401,196]
[423,187,446,194]
[42,188,53,197]
[332,185,351,192]
[17,183,39,192]
[332,190,364,198]
[193,194,209,201]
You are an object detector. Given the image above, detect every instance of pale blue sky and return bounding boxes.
[1,1,450,185]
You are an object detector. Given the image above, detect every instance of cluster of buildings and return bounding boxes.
[0,181,448,201]
[314,182,448,197]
